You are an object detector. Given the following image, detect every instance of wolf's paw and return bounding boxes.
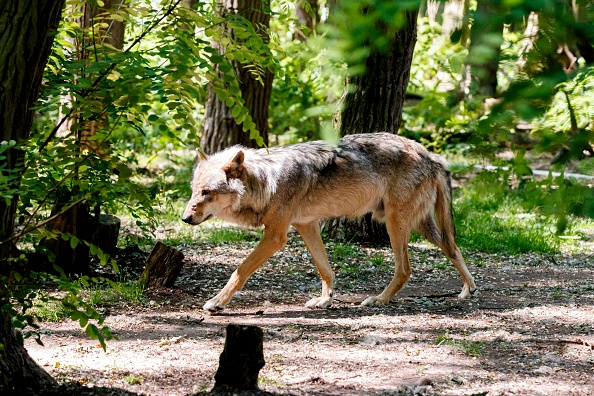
[458,283,477,299]
[305,296,333,309]
[203,298,226,313]
[361,296,389,307]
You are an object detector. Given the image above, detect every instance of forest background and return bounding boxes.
[1,0,594,394]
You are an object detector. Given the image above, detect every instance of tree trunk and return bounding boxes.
[324,8,418,244]
[201,0,273,154]
[462,0,506,97]
[41,201,93,276]
[295,0,318,40]
[574,0,594,64]
[0,0,65,392]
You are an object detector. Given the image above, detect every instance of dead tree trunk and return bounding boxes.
[214,324,265,390]
[41,201,93,276]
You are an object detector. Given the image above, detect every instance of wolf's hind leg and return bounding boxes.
[294,221,335,309]
[203,223,289,312]
[362,215,411,307]
[416,215,476,299]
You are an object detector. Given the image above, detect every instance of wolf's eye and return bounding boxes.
[201,189,210,196]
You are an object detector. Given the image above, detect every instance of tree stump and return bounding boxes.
[214,324,265,390]
[88,214,121,255]
[40,201,93,276]
[138,242,184,288]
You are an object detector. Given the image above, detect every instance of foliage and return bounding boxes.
[2,0,289,350]
[6,262,116,350]
[269,38,344,143]
[3,0,594,362]
[318,0,421,75]
[452,169,587,253]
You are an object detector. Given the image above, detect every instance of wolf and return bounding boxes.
[182,133,476,312]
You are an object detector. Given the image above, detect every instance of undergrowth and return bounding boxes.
[452,172,591,254]
[29,281,145,323]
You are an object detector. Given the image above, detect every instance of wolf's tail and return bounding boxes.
[434,168,458,256]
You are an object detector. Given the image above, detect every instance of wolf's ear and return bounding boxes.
[223,150,245,179]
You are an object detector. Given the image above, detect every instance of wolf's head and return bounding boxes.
[182,149,246,225]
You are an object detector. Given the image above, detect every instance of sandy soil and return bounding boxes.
[25,230,594,395]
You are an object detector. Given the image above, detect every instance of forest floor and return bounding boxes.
[25,229,594,396]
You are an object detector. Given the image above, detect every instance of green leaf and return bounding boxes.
[231,105,241,118]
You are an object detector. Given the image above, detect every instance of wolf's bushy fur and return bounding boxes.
[183,133,476,311]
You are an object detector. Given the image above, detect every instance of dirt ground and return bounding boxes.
[25,229,594,395]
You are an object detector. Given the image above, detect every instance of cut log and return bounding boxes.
[138,242,184,288]
[214,324,265,390]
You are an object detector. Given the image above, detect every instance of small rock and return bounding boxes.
[451,375,467,385]
[360,335,387,346]
[541,353,561,364]
[534,365,554,374]
[414,377,433,386]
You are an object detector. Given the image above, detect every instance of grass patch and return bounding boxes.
[436,331,485,357]
[460,340,485,357]
[333,243,360,262]
[450,170,594,254]
[331,242,368,278]
[436,331,455,346]
[453,177,561,254]
[28,294,70,323]
[455,209,560,253]
[87,280,145,307]
[207,227,262,244]
[29,281,145,323]
[124,373,142,385]
[370,252,388,268]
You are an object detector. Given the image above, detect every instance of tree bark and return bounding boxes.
[574,0,594,64]
[138,242,185,288]
[40,201,93,276]
[0,0,65,392]
[324,8,418,244]
[295,0,318,40]
[214,324,265,390]
[201,0,273,154]
[462,0,506,97]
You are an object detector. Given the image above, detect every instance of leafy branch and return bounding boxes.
[38,0,185,153]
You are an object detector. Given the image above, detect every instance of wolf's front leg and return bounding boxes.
[294,222,335,309]
[203,224,289,312]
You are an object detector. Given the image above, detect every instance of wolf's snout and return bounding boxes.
[181,214,193,224]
